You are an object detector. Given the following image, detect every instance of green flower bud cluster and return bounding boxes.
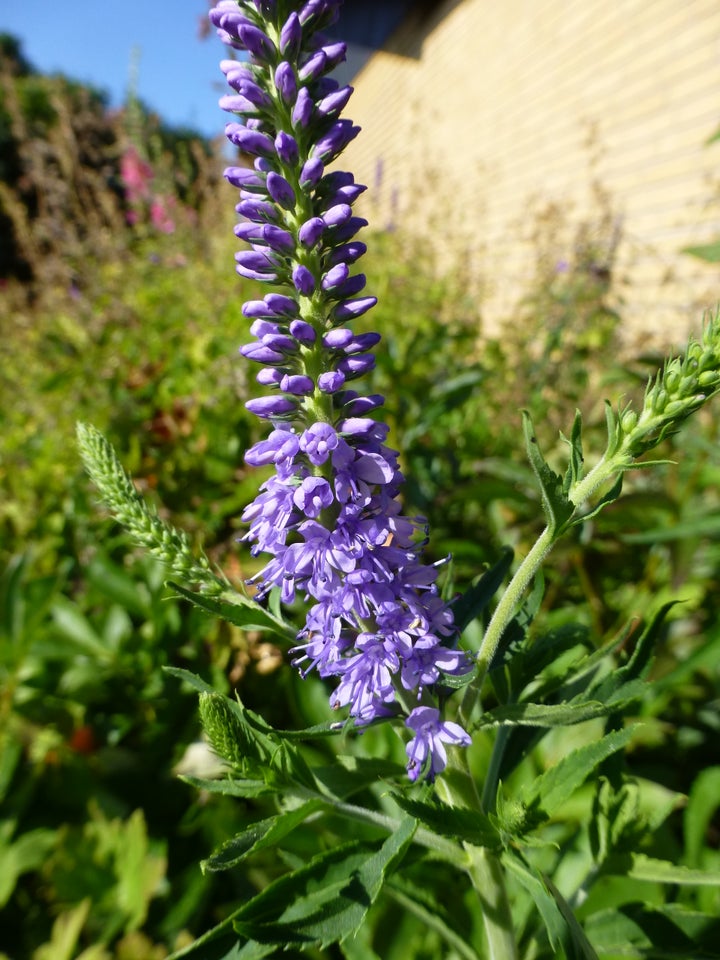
[616,310,720,462]
[198,692,254,772]
[76,422,228,595]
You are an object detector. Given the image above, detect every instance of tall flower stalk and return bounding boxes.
[209,0,471,780]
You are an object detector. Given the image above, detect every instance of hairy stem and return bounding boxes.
[465,844,519,960]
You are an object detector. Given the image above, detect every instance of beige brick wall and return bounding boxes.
[342,0,720,346]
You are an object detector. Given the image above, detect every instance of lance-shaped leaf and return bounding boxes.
[519,725,640,827]
[313,755,408,801]
[502,851,600,960]
[203,800,325,872]
[169,582,296,644]
[602,853,720,887]
[584,903,720,958]
[390,794,502,850]
[478,681,646,729]
[232,818,416,948]
[522,411,575,535]
[562,409,585,492]
[453,547,514,634]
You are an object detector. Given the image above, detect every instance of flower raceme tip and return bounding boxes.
[210,0,471,780]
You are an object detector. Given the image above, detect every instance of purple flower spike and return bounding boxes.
[293,476,334,518]
[266,172,296,210]
[280,373,314,395]
[289,319,317,344]
[405,708,471,782]
[318,370,346,393]
[224,166,265,191]
[300,157,324,187]
[210,0,470,779]
[334,297,377,321]
[238,23,277,62]
[312,120,360,163]
[245,396,298,418]
[274,62,298,104]
[280,11,302,57]
[226,125,275,158]
[275,131,299,165]
[292,87,314,127]
[292,264,315,295]
[300,422,339,464]
[265,293,299,316]
[317,86,353,118]
[299,217,325,248]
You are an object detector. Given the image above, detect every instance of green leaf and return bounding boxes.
[312,755,407,801]
[168,582,295,644]
[203,801,325,873]
[386,877,484,960]
[163,666,216,695]
[562,409,585,493]
[684,766,720,868]
[50,597,115,662]
[608,602,677,686]
[390,794,501,850]
[233,818,416,948]
[620,513,720,543]
[520,725,639,822]
[585,903,720,958]
[502,851,599,959]
[604,853,720,886]
[168,920,273,960]
[682,241,720,263]
[453,547,514,633]
[479,684,645,729]
[522,410,575,534]
[0,824,56,908]
[178,775,274,799]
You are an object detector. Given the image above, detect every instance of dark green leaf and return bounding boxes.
[522,410,575,534]
[603,853,720,886]
[179,775,274,799]
[390,794,501,849]
[562,409,585,493]
[479,685,644,729]
[312,755,407,800]
[453,547,514,633]
[585,903,720,959]
[233,818,416,948]
[502,851,600,959]
[520,725,639,822]
[168,582,296,643]
[203,800,325,872]
[163,666,216,695]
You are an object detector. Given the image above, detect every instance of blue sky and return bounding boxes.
[1,0,226,138]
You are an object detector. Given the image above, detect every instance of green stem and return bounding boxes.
[471,447,628,695]
[480,725,511,814]
[465,844,519,960]
[568,449,624,507]
[475,524,555,680]
[387,883,483,960]
[311,795,465,862]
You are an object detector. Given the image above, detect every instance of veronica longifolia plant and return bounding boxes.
[78,1,720,956]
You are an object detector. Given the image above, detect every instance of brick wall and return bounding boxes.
[342,0,720,346]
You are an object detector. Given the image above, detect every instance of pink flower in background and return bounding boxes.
[150,196,176,234]
[120,146,153,205]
